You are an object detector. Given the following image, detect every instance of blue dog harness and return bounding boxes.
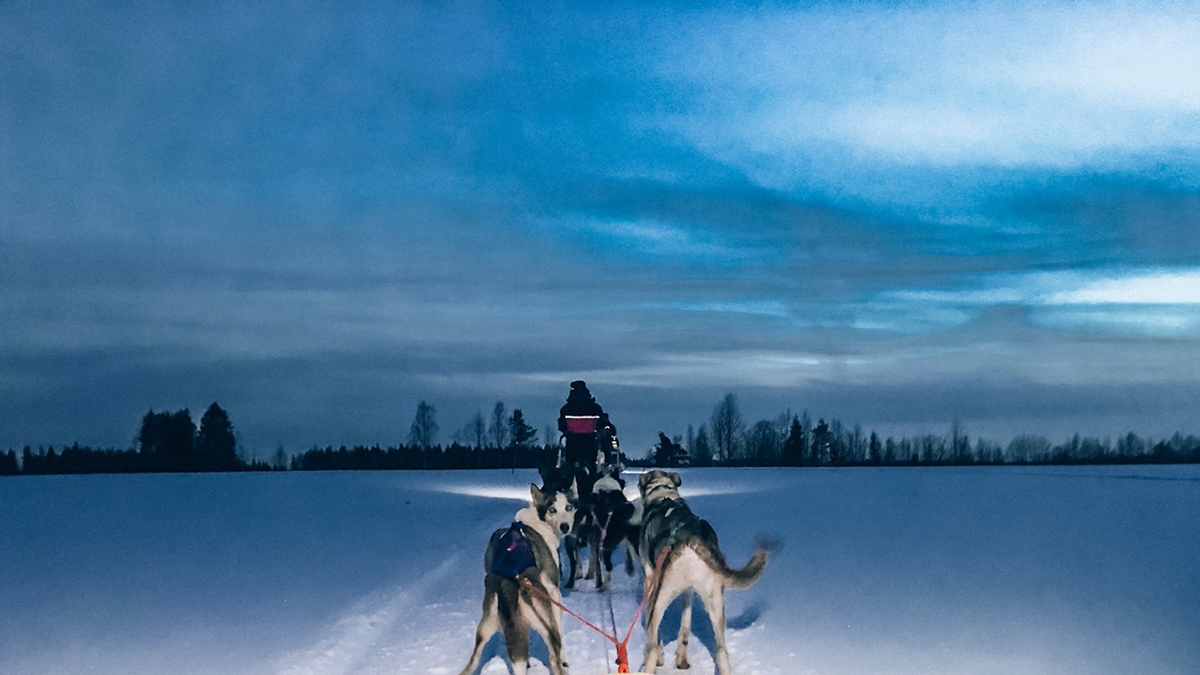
[492,522,537,579]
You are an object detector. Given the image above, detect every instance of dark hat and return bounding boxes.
[570,380,588,390]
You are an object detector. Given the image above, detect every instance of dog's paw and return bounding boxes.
[675,655,691,669]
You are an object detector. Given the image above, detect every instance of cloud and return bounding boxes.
[1002,181,1200,262]
[654,2,1200,201]
[1049,270,1200,305]
[4,1,1200,451]
[876,266,1200,336]
[655,300,791,318]
[550,217,770,265]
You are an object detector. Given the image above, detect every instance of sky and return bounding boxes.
[3,1,1200,455]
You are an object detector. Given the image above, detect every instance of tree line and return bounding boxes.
[653,392,1200,468]
[291,400,550,471]
[1,399,551,475]
[5,402,273,475]
[3,394,1198,476]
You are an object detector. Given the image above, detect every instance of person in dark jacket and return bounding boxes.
[557,380,613,471]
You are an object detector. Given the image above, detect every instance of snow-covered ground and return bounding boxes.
[1,466,1197,675]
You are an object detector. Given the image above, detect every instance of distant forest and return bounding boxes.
[3,394,1198,476]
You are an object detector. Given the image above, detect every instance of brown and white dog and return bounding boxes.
[459,482,577,675]
[637,470,772,675]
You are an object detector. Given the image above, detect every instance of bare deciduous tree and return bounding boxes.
[408,400,439,450]
[469,411,486,449]
[488,401,508,450]
[710,393,744,464]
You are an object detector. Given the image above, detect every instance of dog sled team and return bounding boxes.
[460,381,775,675]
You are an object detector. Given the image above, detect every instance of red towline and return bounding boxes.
[519,547,670,674]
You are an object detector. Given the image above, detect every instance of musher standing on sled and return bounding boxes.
[557,380,619,471]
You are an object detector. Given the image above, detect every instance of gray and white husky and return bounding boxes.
[459,482,578,675]
[637,470,772,675]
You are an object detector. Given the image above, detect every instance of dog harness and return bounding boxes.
[492,522,537,579]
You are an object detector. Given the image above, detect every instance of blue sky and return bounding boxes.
[3,1,1200,453]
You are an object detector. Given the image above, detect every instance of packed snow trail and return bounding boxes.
[266,472,758,675]
[272,555,459,675]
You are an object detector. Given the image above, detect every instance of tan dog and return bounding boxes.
[459,483,577,675]
[638,470,771,675]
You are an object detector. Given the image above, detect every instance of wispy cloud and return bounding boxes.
[1048,270,1200,305]
[878,267,1200,336]
[656,3,1200,201]
[653,301,790,318]
[552,217,769,265]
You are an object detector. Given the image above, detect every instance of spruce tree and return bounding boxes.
[508,409,537,448]
[196,403,237,470]
[782,416,804,467]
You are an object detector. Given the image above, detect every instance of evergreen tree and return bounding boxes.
[138,409,197,470]
[138,410,162,456]
[0,449,18,475]
[812,419,831,466]
[782,416,805,467]
[196,402,238,470]
[508,409,537,448]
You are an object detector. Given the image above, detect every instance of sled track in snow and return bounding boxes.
[271,555,460,675]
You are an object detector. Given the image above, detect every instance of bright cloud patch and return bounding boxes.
[880,267,1200,336]
[663,4,1200,174]
[1049,270,1200,305]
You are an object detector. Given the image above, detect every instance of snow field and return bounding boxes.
[1,466,1197,675]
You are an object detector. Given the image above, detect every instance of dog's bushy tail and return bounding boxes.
[692,537,777,589]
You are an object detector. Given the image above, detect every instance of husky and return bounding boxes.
[537,462,595,589]
[540,462,638,590]
[459,482,578,675]
[586,467,639,590]
[637,470,772,675]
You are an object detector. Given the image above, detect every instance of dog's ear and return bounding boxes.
[638,472,654,491]
[530,483,545,506]
[668,471,682,487]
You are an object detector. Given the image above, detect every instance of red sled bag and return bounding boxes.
[563,415,599,435]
